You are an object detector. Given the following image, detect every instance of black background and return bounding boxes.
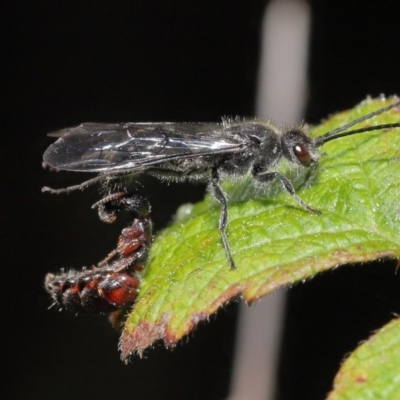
[3,1,400,399]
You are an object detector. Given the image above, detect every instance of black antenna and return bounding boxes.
[313,99,400,147]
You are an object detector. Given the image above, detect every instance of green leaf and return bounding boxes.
[327,318,400,400]
[120,97,400,360]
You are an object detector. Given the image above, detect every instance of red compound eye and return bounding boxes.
[293,143,312,166]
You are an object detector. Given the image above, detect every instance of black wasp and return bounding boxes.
[43,99,400,269]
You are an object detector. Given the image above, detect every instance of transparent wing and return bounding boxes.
[43,122,244,172]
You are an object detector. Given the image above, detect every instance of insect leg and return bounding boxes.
[211,167,236,270]
[92,192,129,223]
[41,171,129,195]
[41,174,115,194]
[92,191,150,223]
[254,171,322,215]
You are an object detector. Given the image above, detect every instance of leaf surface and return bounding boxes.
[327,318,400,400]
[120,97,400,359]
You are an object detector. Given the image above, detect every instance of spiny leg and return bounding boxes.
[92,191,130,223]
[254,171,321,215]
[211,167,236,270]
[41,174,113,194]
[41,170,131,195]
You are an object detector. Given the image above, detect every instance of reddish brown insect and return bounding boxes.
[45,192,152,313]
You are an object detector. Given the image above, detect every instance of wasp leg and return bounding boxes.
[254,171,321,215]
[41,170,132,195]
[211,167,236,270]
[41,174,114,194]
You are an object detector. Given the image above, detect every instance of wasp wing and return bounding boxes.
[43,122,245,172]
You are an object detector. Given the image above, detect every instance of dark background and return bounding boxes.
[3,1,400,399]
